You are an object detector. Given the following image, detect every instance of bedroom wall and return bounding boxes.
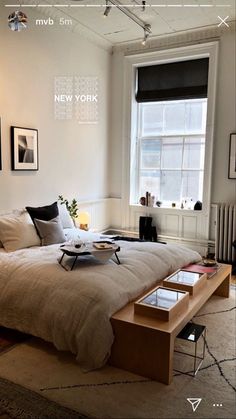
[109,25,236,241]
[211,30,236,203]
[0,5,111,211]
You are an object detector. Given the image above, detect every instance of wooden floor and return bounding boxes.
[231,275,236,285]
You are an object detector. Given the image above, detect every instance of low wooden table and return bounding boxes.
[59,243,120,271]
[110,264,231,385]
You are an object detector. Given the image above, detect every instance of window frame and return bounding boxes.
[121,42,218,232]
[136,99,207,207]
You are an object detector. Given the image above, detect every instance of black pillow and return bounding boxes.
[26,202,59,224]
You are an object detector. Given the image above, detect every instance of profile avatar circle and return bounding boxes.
[8,11,27,32]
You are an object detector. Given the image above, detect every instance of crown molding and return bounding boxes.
[113,20,236,55]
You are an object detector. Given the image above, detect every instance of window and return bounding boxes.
[134,98,207,207]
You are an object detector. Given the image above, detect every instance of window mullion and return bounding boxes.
[180,136,185,202]
[158,137,162,201]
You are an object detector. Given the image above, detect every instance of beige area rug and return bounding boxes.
[0,291,235,419]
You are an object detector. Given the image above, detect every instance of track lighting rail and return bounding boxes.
[106,0,151,34]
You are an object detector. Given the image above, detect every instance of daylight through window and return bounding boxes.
[134,99,207,207]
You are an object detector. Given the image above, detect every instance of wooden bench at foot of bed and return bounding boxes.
[109,264,231,385]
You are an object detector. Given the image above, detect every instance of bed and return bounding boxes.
[0,236,199,370]
[0,227,201,370]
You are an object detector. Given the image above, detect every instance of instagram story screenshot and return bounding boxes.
[0,1,235,419]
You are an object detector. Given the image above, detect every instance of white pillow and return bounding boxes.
[0,211,40,252]
[0,209,25,248]
[64,227,102,242]
[58,204,74,229]
[0,209,24,248]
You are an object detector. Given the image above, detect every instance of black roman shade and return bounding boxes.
[136,58,209,103]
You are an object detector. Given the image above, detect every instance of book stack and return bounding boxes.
[183,262,221,279]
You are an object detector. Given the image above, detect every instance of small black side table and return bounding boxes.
[174,322,206,377]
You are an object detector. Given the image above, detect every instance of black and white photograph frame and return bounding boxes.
[228,133,236,179]
[11,126,38,171]
[0,118,2,171]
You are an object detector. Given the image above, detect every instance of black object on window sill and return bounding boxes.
[194,201,202,210]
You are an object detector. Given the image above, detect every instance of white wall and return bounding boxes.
[211,30,236,203]
[109,27,236,247]
[109,50,124,199]
[0,5,111,210]
[0,5,235,240]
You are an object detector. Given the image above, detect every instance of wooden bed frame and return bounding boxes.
[110,264,231,385]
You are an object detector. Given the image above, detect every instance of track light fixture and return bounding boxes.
[141,24,151,46]
[104,1,111,18]
[103,0,151,44]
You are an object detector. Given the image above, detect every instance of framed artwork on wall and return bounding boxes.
[11,126,38,171]
[0,117,2,170]
[228,133,236,179]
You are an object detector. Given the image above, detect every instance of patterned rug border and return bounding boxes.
[0,376,88,419]
[39,302,236,394]
[0,288,235,419]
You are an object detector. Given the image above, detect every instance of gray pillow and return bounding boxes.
[34,216,66,246]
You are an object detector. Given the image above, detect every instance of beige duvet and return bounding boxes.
[0,240,200,369]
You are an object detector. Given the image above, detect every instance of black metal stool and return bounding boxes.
[174,322,206,377]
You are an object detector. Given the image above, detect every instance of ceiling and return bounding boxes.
[17,1,236,45]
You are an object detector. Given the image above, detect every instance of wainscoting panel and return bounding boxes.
[182,215,197,239]
[162,214,179,237]
[78,199,110,232]
[108,201,212,255]
[77,200,233,258]
[109,198,122,229]
[0,199,220,257]
[0,200,111,234]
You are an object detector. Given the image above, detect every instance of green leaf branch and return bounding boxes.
[58,195,79,219]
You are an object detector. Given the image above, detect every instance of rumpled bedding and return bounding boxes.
[0,238,201,369]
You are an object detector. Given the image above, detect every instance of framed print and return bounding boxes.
[11,126,38,171]
[0,118,2,170]
[228,133,236,179]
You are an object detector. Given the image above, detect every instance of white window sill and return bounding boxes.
[130,204,202,213]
